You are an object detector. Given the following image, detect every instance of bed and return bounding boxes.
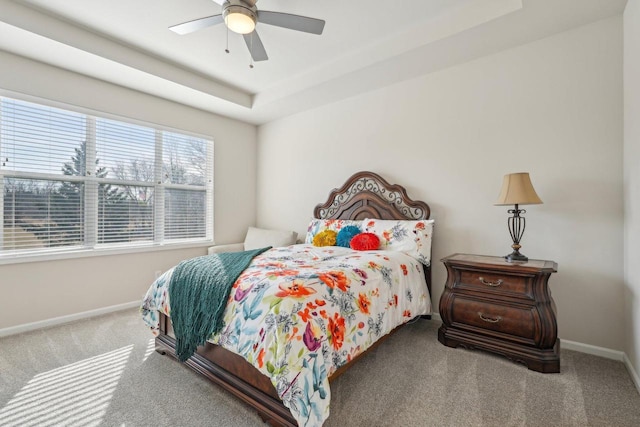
[141,171,433,426]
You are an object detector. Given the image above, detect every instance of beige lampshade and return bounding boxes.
[495,172,543,206]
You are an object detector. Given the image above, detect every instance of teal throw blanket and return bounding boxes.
[169,246,271,362]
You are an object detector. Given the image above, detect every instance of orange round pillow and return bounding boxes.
[350,232,380,251]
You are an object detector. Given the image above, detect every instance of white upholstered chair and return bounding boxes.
[208,227,298,255]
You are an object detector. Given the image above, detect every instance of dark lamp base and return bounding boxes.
[505,251,528,262]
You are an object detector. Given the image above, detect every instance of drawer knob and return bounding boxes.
[478,276,503,287]
[478,312,503,323]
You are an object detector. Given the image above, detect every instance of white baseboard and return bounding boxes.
[623,353,640,394]
[0,301,140,338]
[561,340,640,395]
[560,339,625,361]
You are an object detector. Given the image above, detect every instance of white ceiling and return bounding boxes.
[0,0,629,124]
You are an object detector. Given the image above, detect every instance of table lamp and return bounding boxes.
[495,172,543,262]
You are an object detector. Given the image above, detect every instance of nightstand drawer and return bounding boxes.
[456,269,533,300]
[450,296,536,341]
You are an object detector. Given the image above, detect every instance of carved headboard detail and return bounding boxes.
[313,171,431,221]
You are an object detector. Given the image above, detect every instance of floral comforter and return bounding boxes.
[141,244,431,427]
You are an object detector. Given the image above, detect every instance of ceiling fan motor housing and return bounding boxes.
[223,0,257,34]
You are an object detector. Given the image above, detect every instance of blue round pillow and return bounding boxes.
[336,225,362,248]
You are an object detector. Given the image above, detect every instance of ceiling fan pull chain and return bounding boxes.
[225,25,230,54]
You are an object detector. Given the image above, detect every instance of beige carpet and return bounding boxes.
[1,308,639,427]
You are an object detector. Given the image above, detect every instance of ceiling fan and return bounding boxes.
[169,0,326,63]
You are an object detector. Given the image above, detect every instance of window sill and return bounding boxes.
[0,240,214,266]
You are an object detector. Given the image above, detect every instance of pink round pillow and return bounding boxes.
[350,233,380,251]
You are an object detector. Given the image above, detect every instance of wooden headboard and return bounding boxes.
[313,171,432,296]
[313,171,430,221]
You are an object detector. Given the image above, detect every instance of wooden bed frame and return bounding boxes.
[155,171,432,426]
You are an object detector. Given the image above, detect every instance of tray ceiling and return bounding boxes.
[0,0,628,124]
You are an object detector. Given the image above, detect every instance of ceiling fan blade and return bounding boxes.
[257,11,325,35]
[169,14,224,35]
[243,30,268,61]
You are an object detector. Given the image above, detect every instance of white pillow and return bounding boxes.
[244,227,297,250]
[362,219,435,265]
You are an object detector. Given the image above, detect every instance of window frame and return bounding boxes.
[0,91,214,265]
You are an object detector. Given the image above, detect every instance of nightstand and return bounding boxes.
[438,253,559,373]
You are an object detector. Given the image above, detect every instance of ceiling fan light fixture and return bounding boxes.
[223,5,256,34]
[170,0,325,63]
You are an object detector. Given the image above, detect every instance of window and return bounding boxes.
[0,96,213,259]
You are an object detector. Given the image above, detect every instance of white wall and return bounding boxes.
[624,0,640,378]
[0,51,257,329]
[257,17,624,350]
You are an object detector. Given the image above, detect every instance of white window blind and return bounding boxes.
[162,131,209,241]
[0,96,213,258]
